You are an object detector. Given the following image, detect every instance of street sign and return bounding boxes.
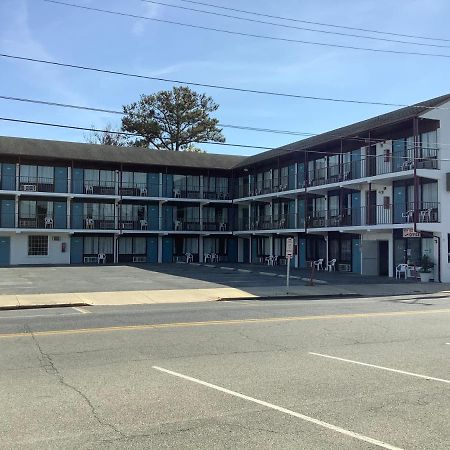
[286,237,294,257]
[286,238,294,294]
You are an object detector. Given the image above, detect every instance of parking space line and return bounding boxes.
[153,366,402,450]
[309,352,450,384]
[259,272,278,276]
[72,307,91,314]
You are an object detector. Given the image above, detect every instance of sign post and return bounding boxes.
[286,238,294,294]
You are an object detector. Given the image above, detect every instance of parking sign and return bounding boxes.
[286,238,294,258]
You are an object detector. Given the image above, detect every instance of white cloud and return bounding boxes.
[131,2,160,37]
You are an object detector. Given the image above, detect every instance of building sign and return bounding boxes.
[403,229,421,238]
[286,237,294,257]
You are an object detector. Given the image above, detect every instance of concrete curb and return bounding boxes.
[217,293,363,301]
[0,302,91,311]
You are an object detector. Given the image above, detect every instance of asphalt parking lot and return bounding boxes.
[1,295,449,448]
[0,263,415,295]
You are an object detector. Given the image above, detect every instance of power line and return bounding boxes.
[0,95,318,137]
[42,0,450,59]
[1,117,447,158]
[0,117,273,151]
[138,0,450,50]
[2,52,449,110]
[177,0,450,44]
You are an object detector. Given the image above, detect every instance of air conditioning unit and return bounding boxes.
[22,184,37,191]
[132,256,146,263]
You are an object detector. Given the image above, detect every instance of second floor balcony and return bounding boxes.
[238,214,304,231]
[306,202,440,229]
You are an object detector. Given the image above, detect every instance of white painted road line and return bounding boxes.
[153,366,403,450]
[309,352,450,384]
[72,307,91,314]
[0,312,82,320]
[220,267,235,271]
[259,272,278,276]
[237,269,251,273]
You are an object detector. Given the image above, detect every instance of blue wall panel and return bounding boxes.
[162,237,173,263]
[147,237,158,263]
[71,203,83,229]
[227,238,238,263]
[147,204,159,230]
[393,185,406,223]
[54,202,67,229]
[72,168,84,194]
[70,236,83,264]
[1,164,16,190]
[298,238,306,268]
[288,164,295,190]
[147,173,159,197]
[162,174,173,197]
[1,199,15,228]
[0,236,10,265]
[54,167,68,193]
[352,238,361,273]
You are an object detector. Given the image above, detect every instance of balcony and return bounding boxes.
[238,214,303,231]
[119,219,152,231]
[248,176,290,197]
[202,189,231,200]
[306,202,440,229]
[73,216,116,230]
[119,182,153,197]
[73,180,116,196]
[307,149,439,188]
[19,176,55,193]
[171,185,201,200]
[202,221,230,232]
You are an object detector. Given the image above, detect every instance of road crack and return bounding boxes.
[25,325,126,440]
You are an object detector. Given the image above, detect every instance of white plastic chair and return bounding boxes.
[140,187,148,197]
[97,253,106,264]
[327,258,336,271]
[185,252,193,263]
[140,219,148,230]
[219,222,227,231]
[175,220,183,231]
[419,208,432,223]
[396,263,408,279]
[85,218,94,229]
[44,217,54,229]
[85,185,94,194]
[402,210,414,223]
[173,188,181,198]
[204,253,211,263]
[314,258,324,271]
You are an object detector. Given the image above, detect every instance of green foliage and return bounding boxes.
[84,123,129,147]
[122,86,225,151]
[419,254,434,273]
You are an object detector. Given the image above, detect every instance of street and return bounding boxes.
[1,295,449,449]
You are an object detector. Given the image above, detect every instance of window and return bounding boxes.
[133,237,146,254]
[84,236,113,254]
[28,236,48,256]
[119,237,133,254]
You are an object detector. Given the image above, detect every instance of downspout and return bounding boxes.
[413,117,420,232]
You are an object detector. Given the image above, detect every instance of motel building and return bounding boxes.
[1,93,450,281]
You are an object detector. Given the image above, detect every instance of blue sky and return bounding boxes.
[1,0,450,156]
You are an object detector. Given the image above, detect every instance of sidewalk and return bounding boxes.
[1,283,449,309]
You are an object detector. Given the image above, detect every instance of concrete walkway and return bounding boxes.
[1,282,449,309]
